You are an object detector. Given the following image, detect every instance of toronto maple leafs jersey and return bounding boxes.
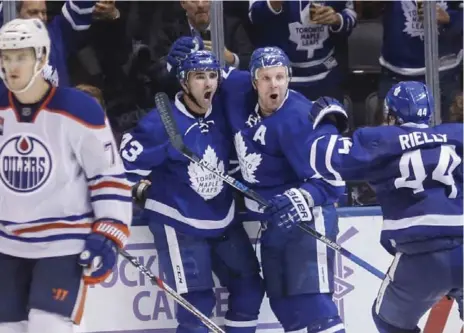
[0,86,132,259]
[380,1,463,76]
[120,93,235,237]
[249,0,356,87]
[311,123,463,252]
[220,69,345,217]
[0,0,96,87]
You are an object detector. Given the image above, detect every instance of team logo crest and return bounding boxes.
[234,132,262,184]
[188,146,224,200]
[0,134,53,193]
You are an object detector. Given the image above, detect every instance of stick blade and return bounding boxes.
[155,92,185,151]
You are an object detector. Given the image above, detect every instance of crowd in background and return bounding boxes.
[5,0,463,207]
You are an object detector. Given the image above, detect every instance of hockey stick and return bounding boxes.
[155,92,384,280]
[118,249,224,333]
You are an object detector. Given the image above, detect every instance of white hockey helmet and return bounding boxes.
[0,18,51,93]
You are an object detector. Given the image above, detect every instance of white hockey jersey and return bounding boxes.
[0,86,132,258]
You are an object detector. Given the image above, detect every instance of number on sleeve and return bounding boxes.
[394,145,461,198]
[338,137,352,155]
[120,133,144,162]
[104,142,115,166]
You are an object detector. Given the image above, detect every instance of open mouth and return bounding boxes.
[204,91,212,100]
[270,93,278,100]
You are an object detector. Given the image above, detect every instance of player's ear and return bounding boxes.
[180,80,187,92]
[252,80,257,90]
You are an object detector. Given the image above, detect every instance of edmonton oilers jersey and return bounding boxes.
[0,86,132,258]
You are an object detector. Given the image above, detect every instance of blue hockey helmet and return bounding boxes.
[310,96,349,133]
[249,46,292,80]
[177,50,221,82]
[384,81,434,125]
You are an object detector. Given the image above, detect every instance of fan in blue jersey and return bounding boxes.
[167,38,348,333]
[120,50,264,333]
[297,82,463,333]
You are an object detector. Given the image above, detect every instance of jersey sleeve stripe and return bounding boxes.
[88,181,131,191]
[125,169,151,177]
[12,222,92,236]
[0,230,88,243]
[90,194,132,203]
[0,212,94,226]
[87,173,127,182]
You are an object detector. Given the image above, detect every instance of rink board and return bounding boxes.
[77,207,462,333]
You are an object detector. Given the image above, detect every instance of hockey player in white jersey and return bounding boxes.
[0,19,132,332]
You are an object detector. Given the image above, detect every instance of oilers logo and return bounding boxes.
[0,135,52,193]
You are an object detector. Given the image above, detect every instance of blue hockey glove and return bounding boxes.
[310,96,349,133]
[264,188,314,232]
[78,220,130,285]
[166,36,204,73]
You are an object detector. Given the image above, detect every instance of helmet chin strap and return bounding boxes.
[3,59,45,94]
[182,83,204,111]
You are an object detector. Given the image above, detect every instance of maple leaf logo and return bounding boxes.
[188,146,224,200]
[234,132,262,184]
[401,1,446,40]
[288,20,329,59]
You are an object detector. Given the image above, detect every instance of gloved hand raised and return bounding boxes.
[166,36,204,73]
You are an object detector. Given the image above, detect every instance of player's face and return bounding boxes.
[254,66,289,116]
[186,70,218,111]
[0,48,37,91]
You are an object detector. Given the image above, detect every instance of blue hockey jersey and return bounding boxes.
[120,93,236,237]
[380,1,463,76]
[249,0,356,87]
[220,69,345,216]
[311,123,463,252]
[0,0,96,87]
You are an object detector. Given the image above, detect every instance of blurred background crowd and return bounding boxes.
[3,0,462,208]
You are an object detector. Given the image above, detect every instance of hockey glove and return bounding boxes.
[310,96,349,133]
[264,188,314,232]
[132,179,151,206]
[166,36,204,73]
[78,220,130,285]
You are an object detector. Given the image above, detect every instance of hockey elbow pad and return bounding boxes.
[78,220,130,285]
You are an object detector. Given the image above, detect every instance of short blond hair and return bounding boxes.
[75,84,105,110]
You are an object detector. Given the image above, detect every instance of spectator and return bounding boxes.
[75,83,105,110]
[0,0,97,87]
[148,0,254,98]
[449,92,463,123]
[249,1,357,103]
[374,1,463,124]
